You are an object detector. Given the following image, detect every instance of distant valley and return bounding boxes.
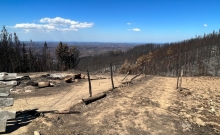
[25,41,138,57]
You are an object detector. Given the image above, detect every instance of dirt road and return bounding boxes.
[2,73,220,135]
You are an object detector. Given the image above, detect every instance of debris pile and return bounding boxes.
[0,72,85,133]
[0,72,86,93]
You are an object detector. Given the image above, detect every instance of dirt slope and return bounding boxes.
[2,74,220,135]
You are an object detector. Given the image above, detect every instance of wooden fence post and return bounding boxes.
[179,69,183,91]
[176,69,180,89]
[110,63,115,90]
[87,70,92,97]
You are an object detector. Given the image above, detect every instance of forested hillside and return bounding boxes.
[123,30,220,76]
[77,44,160,71]
[77,29,220,77]
[0,26,79,72]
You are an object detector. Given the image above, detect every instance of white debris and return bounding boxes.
[0,81,17,86]
[49,74,64,79]
[0,72,17,81]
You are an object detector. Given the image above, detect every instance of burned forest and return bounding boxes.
[1,25,220,135]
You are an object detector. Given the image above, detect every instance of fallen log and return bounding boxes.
[38,82,50,88]
[54,110,80,114]
[121,71,130,81]
[90,77,107,80]
[130,71,143,81]
[82,93,106,105]
[119,81,133,87]
[121,81,132,84]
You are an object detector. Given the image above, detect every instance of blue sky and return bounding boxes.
[0,0,220,43]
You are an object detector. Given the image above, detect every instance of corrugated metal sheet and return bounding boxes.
[0,110,16,132]
[0,72,17,81]
[0,98,14,108]
[0,87,10,96]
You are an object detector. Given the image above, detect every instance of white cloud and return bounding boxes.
[12,17,94,32]
[40,17,78,25]
[15,23,55,30]
[127,22,135,25]
[132,28,141,31]
[204,24,207,27]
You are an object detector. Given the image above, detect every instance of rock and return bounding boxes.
[195,117,205,126]
[65,77,72,83]
[185,114,191,118]
[210,106,215,113]
[34,131,41,135]
[49,82,55,87]
[24,86,36,92]
[81,74,85,79]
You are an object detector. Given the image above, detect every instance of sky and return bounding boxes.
[0,0,220,43]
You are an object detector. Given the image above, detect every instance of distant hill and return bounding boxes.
[27,41,138,57]
[77,43,159,72]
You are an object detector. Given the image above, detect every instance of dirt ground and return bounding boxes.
[1,72,220,135]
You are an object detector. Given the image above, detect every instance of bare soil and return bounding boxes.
[2,72,220,135]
